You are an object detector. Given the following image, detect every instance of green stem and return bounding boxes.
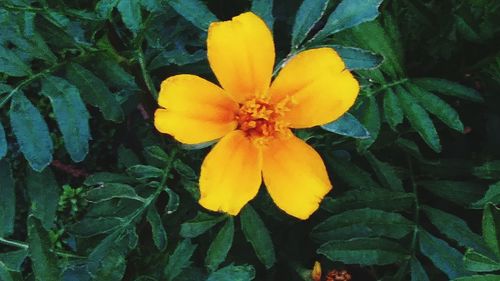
[366,78,409,97]
[0,237,86,259]
[137,48,158,99]
[407,155,420,256]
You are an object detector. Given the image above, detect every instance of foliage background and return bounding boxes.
[0,0,500,280]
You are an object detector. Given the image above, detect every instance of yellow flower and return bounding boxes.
[154,12,359,219]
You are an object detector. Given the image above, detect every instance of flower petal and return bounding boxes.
[199,130,262,215]
[262,134,331,219]
[207,12,275,102]
[154,74,238,144]
[270,48,359,128]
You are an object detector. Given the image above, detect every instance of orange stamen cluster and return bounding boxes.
[236,97,292,145]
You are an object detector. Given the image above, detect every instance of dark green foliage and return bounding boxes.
[0,0,499,280]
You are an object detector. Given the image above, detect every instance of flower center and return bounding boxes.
[236,97,292,145]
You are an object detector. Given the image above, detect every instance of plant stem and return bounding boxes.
[0,237,86,259]
[366,78,409,97]
[137,48,158,99]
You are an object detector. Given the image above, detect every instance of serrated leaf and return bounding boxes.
[164,188,180,215]
[472,181,500,208]
[141,0,163,12]
[251,0,274,31]
[383,88,404,130]
[26,167,59,230]
[0,262,14,281]
[205,218,234,272]
[0,122,6,159]
[365,152,404,191]
[206,264,256,281]
[127,165,164,180]
[148,49,206,70]
[0,249,28,272]
[180,212,226,238]
[66,63,124,122]
[411,257,430,281]
[322,189,414,213]
[10,93,53,171]
[69,217,123,237]
[356,95,381,150]
[84,172,136,186]
[406,83,464,132]
[326,156,381,190]
[117,0,142,34]
[0,46,31,77]
[166,0,218,31]
[95,0,120,19]
[146,206,167,251]
[419,230,471,279]
[318,237,407,265]
[473,161,500,180]
[464,248,500,272]
[86,183,143,203]
[41,76,91,162]
[412,78,484,103]
[311,208,414,242]
[312,0,383,43]
[321,112,370,139]
[173,159,197,180]
[28,216,61,281]
[419,180,487,207]
[332,45,383,70]
[396,85,441,152]
[240,205,276,269]
[144,146,169,163]
[423,206,488,253]
[0,160,15,237]
[89,55,138,90]
[291,0,329,48]
[483,204,500,257]
[164,239,198,281]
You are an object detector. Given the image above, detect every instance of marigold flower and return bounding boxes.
[154,12,359,219]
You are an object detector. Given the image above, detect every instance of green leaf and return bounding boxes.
[412,78,483,103]
[251,0,274,31]
[406,83,464,132]
[383,88,404,130]
[322,189,414,213]
[41,76,91,162]
[483,204,500,257]
[320,112,370,139]
[0,122,6,159]
[318,237,408,265]
[127,165,164,180]
[144,146,170,163]
[180,212,226,238]
[411,257,430,281]
[423,206,488,253]
[419,180,486,207]
[312,0,383,43]
[66,63,124,122]
[69,217,124,237]
[0,160,15,237]
[326,157,381,190]
[84,172,136,186]
[0,249,28,272]
[9,93,53,171]
[0,262,14,281]
[205,218,235,272]
[95,0,120,19]
[291,0,329,48]
[26,167,59,230]
[166,0,218,31]
[419,230,470,279]
[28,216,61,281]
[472,182,500,208]
[473,161,500,180]
[396,85,441,152]
[240,205,276,269]
[86,183,143,203]
[356,95,381,150]
[206,264,256,281]
[146,206,167,251]
[333,45,383,70]
[311,208,414,242]
[173,159,197,180]
[164,239,198,281]
[90,56,138,90]
[117,0,142,34]
[464,248,500,272]
[365,152,404,191]
[0,46,31,77]
[453,275,500,281]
